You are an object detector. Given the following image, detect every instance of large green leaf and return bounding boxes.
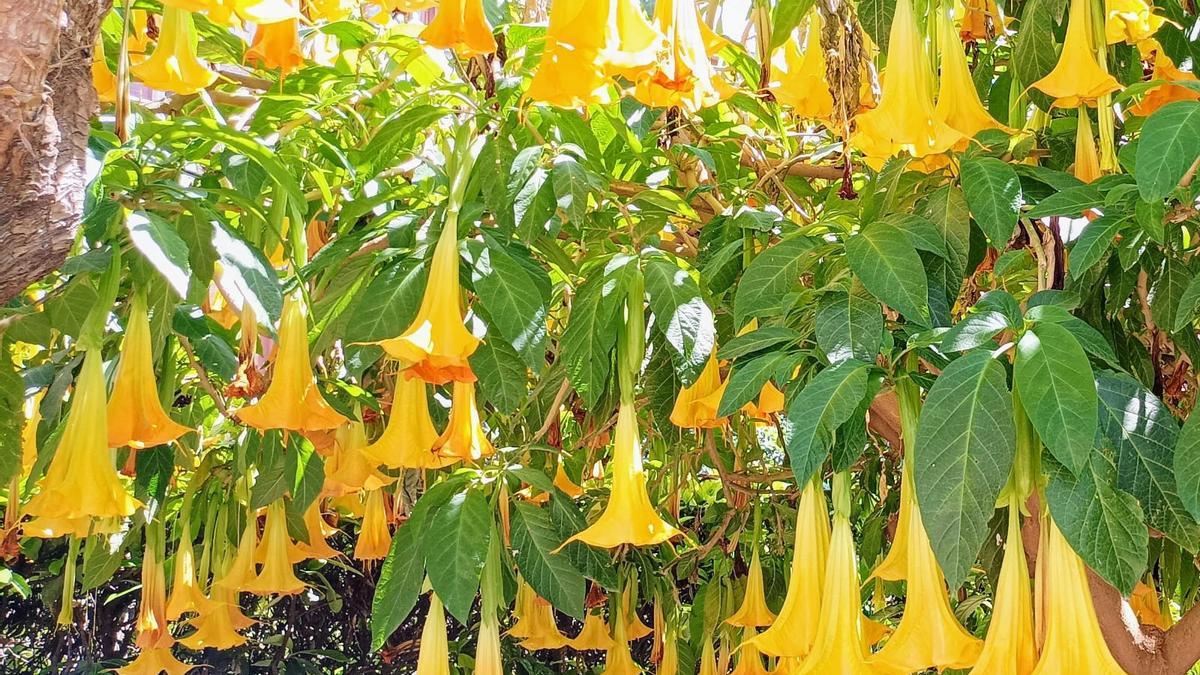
[127,211,192,298]
[1176,409,1200,521]
[424,489,494,623]
[644,256,716,386]
[859,0,897,52]
[1150,258,1191,333]
[1068,214,1124,281]
[1014,322,1096,475]
[784,360,872,482]
[211,220,283,325]
[511,502,585,619]
[914,351,1016,589]
[734,235,815,324]
[941,310,1011,352]
[846,222,930,325]
[0,352,23,488]
[718,326,802,360]
[370,518,427,651]
[717,351,797,418]
[551,154,602,224]
[1135,101,1200,201]
[466,240,549,370]
[345,258,426,344]
[1025,185,1103,218]
[960,157,1022,247]
[1172,272,1200,333]
[560,256,632,407]
[814,292,883,364]
[470,337,527,413]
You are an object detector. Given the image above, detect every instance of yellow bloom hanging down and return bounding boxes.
[633,0,732,111]
[669,353,728,429]
[247,16,306,75]
[476,599,505,675]
[93,40,118,104]
[970,501,1036,675]
[872,464,915,582]
[852,0,964,169]
[108,293,191,450]
[237,294,349,433]
[416,591,452,675]
[179,584,250,650]
[294,501,342,560]
[1105,0,1164,45]
[304,0,356,22]
[1074,108,1102,184]
[726,546,776,628]
[1129,580,1169,630]
[1129,47,1200,117]
[570,611,616,650]
[353,489,393,561]
[1031,0,1122,107]
[959,0,1008,41]
[561,402,681,548]
[164,522,208,620]
[363,372,454,469]
[376,223,480,385]
[324,421,393,496]
[516,592,571,650]
[133,536,172,650]
[421,0,497,56]
[131,7,218,95]
[1030,519,1128,674]
[748,479,829,658]
[730,628,770,675]
[433,380,496,462]
[116,646,191,675]
[935,12,1010,140]
[214,517,260,590]
[603,613,643,675]
[235,0,303,22]
[244,500,307,595]
[24,350,141,538]
[769,14,835,121]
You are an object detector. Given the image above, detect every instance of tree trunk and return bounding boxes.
[0,0,109,304]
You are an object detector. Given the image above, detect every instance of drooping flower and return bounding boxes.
[421,0,497,56]
[1031,0,1122,107]
[324,421,393,496]
[1074,108,1102,184]
[970,501,1036,675]
[115,645,191,675]
[554,461,585,498]
[731,627,770,675]
[363,372,451,469]
[852,0,964,169]
[179,585,249,650]
[353,489,393,561]
[726,546,776,628]
[20,390,45,478]
[869,487,982,673]
[619,582,653,640]
[236,294,349,433]
[305,0,356,21]
[604,614,643,674]
[1129,580,1169,630]
[1105,0,1164,44]
[527,0,613,107]
[24,350,140,537]
[669,353,728,429]
[165,515,208,620]
[872,464,915,582]
[130,7,218,94]
[600,0,661,79]
[214,516,259,590]
[416,591,451,675]
[108,293,191,450]
[1129,48,1200,117]
[247,17,305,75]
[659,627,679,675]
[1030,519,1127,674]
[633,0,731,111]
[570,611,616,651]
[748,479,828,658]
[234,0,302,22]
[376,223,480,384]
[698,637,718,675]
[432,381,496,463]
[959,0,1009,40]
[475,597,504,674]
[93,41,118,104]
[517,593,571,650]
[134,532,172,649]
[294,501,342,560]
[769,14,835,120]
[244,500,307,595]
[561,402,681,548]
[935,13,1009,139]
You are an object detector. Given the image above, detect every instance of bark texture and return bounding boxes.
[0,0,109,304]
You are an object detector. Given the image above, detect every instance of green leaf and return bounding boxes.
[770,0,817,48]
[1176,409,1200,521]
[511,502,585,619]
[1172,273,1200,333]
[784,360,872,483]
[127,211,192,298]
[734,235,815,324]
[0,352,24,488]
[961,157,1022,247]
[718,326,802,360]
[1150,258,1191,332]
[941,311,1011,352]
[859,0,897,52]
[718,352,796,418]
[815,292,883,364]
[46,280,99,339]
[548,495,619,590]
[1011,0,1061,111]
[1014,323,1096,475]
[560,258,630,407]
[1025,305,1121,368]
[345,259,426,344]
[914,351,1016,589]
[466,240,549,370]
[1025,186,1103,218]
[1096,373,1200,550]
[1135,101,1200,201]
[211,220,283,325]
[285,434,324,517]
[551,155,601,224]
[644,256,716,386]
[425,489,493,623]
[1068,214,1124,281]
[846,222,930,324]
[470,337,527,413]
[370,518,426,651]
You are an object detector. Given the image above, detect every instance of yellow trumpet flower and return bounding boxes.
[324,421,393,496]
[432,380,496,463]
[669,353,728,429]
[633,0,731,111]
[294,501,342,560]
[731,627,770,675]
[1105,0,1164,44]
[1030,519,1127,674]
[476,602,504,675]
[353,489,393,561]
[570,611,616,650]
[417,591,452,675]
[660,629,679,675]
[133,535,172,649]
[554,461,585,498]
[116,646,191,675]
[20,390,45,478]
[1129,48,1199,117]
[511,581,538,638]
[852,0,964,169]
[604,615,643,674]
[93,41,118,104]
[247,17,305,74]
[179,585,249,650]
[959,0,1008,40]
[527,0,612,108]
[421,0,497,56]
[235,0,302,23]
[236,294,349,433]
[726,547,776,628]
[1074,108,1102,184]
[165,521,208,620]
[214,517,259,589]
[619,583,653,640]
[130,7,217,94]
[244,500,306,595]
[24,350,140,536]
[377,224,480,385]
[872,464,915,582]
[869,491,982,673]
[748,479,829,658]
[1031,0,1121,107]
[561,402,681,548]
[108,293,191,450]
[601,0,660,79]
[970,502,1036,675]
[517,594,571,650]
[698,638,718,675]
[305,0,356,21]
[935,14,1009,139]
[769,14,834,120]
[363,372,450,469]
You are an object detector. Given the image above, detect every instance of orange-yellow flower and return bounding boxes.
[1074,108,1102,184]
[517,593,570,650]
[108,293,191,449]
[93,40,118,104]
[1129,580,1169,630]
[527,0,612,108]
[214,516,259,589]
[726,546,776,628]
[247,17,305,74]
[1031,0,1122,107]
[353,489,393,561]
[294,501,342,560]
[165,518,208,620]
[970,500,1036,675]
[959,0,1008,40]
[570,611,616,650]
[421,0,497,56]
[133,533,172,649]
[236,294,349,433]
[935,14,1009,139]
[235,0,302,22]
[115,645,191,675]
[769,15,834,120]
[1105,0,1164,44]
[131,7,217,95]
[560,402,681,548]
[852,0,963,169]
[669,353,728,429]
[872,464,915,582]
[376,223,480,384]
[24,350,140,537]
[244,500,307,595]
[1129,48,1200,117]
[730,628,770,675]
[363,372,453,469]
[416,591,452,675]
[476,598,504,675]
[618,582,653,640]
[178,585,249,650]
[633,0,732,111]
[305,0,356,21]
[432,380,496,462]
[324,421,393,496]
[554,461,585,497]
[603,615,643,674]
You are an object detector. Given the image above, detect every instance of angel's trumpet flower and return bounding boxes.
[1074,108,1102,184]
[20,390,45,478]
[872,464,915,582]
[935,14,1009,139]
[518,594,571,650]
[108,293,190,449]
[790,474,881,675]
[570,611,616,650]
[294,501,341,560]
[511,581,538,639]
[236,294,349,433]
[433,381,495,462]
[1030,519,1127,674]
[769,14,835,120]
[325,422,392,495]
[959,0,1008,40]
[247,17,305,74]
[1105,0,1164,44]
[116,646,191,675]
[561,402,681,548]
[634,0,731,111]
[669,353,728,429]
[527,0,613,107]
[134,534,172,649]
[554,461,585,497]
[165,519,207,620]
[421,0,497,56]
[698,638,718,675]
[1032,0,1121,107]
[731,628,770,675]
[93,42,118,104]
[245,500,306,595]
[1129,580,1168,630]
[131,7,217,94]
[24,350,140,537]
[214,517,259,589]
[377,224,480,384]
[660,630,679,675]
[852,0,963,169]
[306,0,355,21]
[234,0,302,22]
[179,585,248,650]
[417,591,451,675]
[601,0,660,79]
[1129,48,1200,117]
[604,615,642,674]
[748,479,828,658]
[726,547,776,628]
[620,583,653,640]
[353,489,393,561]
[970,501,1036,675]
[870,489,982,673]
[475,602,504,675]
[363,373,451,469]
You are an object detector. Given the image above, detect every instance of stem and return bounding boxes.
[619,265,645,407]
[57,536,81,627]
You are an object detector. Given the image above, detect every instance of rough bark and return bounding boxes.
[0,0,109,304]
